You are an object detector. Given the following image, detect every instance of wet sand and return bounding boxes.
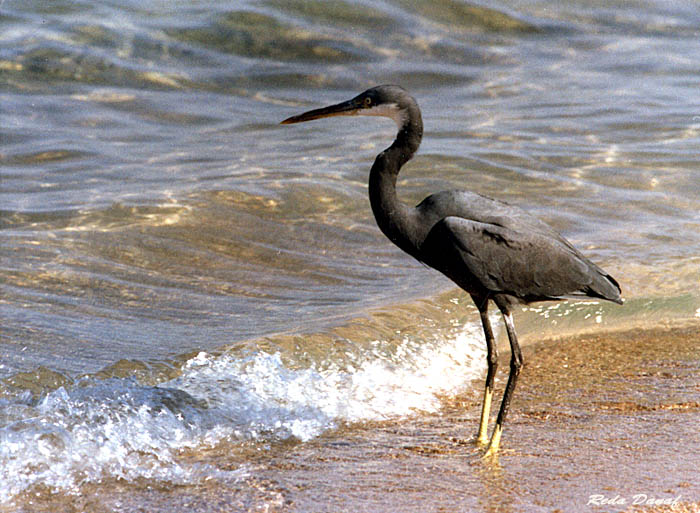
[8,324,699,513]
[261,323,700,513]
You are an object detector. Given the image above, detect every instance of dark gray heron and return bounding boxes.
[281,85,622,456]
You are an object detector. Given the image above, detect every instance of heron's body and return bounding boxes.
[282,85,622,456]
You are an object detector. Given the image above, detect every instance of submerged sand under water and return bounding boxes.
[8,324,698,513]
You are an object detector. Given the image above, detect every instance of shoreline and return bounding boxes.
[7,323,698,512]
[263,323,700,512]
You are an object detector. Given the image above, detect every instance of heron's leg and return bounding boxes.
[476,303,498,445]
[484,310,523,457]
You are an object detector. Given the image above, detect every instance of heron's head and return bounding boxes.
[281,85,415,129]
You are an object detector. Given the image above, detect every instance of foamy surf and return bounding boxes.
[0,323,486,503]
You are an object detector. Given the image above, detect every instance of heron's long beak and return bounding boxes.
[281,98,360,124]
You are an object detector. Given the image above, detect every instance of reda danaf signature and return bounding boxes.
[587,494,683,508]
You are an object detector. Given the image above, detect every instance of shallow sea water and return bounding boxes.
[1,0,699,509]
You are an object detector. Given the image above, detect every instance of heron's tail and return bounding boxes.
[587,270,623,305]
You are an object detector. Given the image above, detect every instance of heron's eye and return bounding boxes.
[363,97,372,107]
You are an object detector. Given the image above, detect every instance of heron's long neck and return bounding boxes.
[369,111,423,256]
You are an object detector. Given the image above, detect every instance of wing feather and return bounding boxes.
[420,216,619,302]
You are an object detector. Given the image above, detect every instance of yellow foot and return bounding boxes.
[476,387,493,446]
[481,425,502,458]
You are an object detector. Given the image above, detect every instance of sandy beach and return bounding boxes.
[10,323,698,513]
[255,323,700,513]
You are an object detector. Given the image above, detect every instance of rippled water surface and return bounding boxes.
[1,0,699,508]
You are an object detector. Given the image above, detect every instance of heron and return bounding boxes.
[281,85,622,456]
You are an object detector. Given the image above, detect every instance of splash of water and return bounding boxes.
[0,324,485,503]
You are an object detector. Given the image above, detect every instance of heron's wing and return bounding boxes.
[420,216,620,302]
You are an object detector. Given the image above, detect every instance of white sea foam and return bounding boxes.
[0,324,486,503]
